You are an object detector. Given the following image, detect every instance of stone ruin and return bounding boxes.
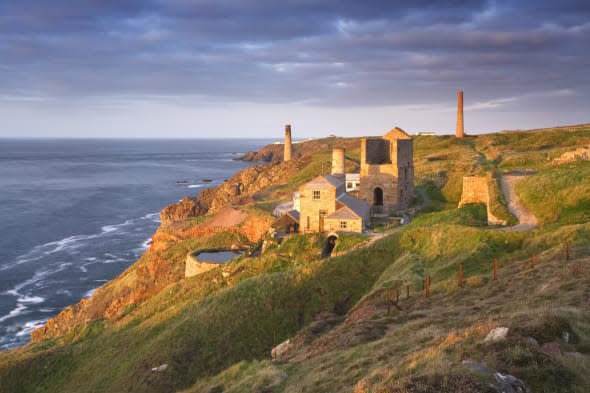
[553,145,590,164]
[458,175,506,226]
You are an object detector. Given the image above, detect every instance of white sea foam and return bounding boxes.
[0,304,27,323]
[188,184,205,188]
[19,295,44,304]
[84,288,97,298]
[1,212,160,272]
[16,320,47,337]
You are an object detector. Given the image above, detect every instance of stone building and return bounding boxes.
[358,127,414,214]
[299,175,370,233]
[277,126,414,234]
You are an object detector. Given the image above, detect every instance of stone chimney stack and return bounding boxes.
[455,90,465,138]
[284,124,292,162]
[331,147,345,176]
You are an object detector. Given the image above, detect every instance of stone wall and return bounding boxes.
[458,175,506,226]
[324,217,363,233]
[185,252,218,278]
[394,139,414,209]
[554,146,590,164]
[359,131,414,213]
[299,186,338,232]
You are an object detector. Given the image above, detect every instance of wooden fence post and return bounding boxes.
[406,284,410,299]
[493,259,497,281]
[530,253,536,268]
[425,276,430,297]
[457,264,463,288]
[566,242,572,261]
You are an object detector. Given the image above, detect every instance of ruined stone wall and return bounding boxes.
[459,176,488,207]
[364,139,391,164]
[299,187,338,232]
[394,139,414,209]
[554,146,590,164]
[459,175,506,226]
[359,136,416,213]
[185,253,218,278]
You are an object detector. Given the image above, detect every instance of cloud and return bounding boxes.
[0,0,588,136]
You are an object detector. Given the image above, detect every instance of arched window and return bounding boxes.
[373,187,383,206]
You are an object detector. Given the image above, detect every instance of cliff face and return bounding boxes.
[32,136,345,343]
[31,210,274,343]
[31,154,302,343]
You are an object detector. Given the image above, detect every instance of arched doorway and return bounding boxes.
[373,187,383,206]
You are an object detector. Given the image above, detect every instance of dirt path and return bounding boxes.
[499,174,538,232]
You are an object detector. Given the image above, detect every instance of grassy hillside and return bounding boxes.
[0,125,589,393]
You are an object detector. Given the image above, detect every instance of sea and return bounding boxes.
[0,138,268,350]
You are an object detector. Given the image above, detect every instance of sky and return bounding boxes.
[0,0,589,138]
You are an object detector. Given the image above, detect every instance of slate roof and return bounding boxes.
[286,209,300,222]
[326,206,360,220]
[336,193,370,219]
[301,174,344,189]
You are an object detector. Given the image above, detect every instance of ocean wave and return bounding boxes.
[18,295,45,304]
[188,184,205,188]
[15,319,47,337]
[84,288,97,298]
[0,304,27,323]
[1,211,160,272]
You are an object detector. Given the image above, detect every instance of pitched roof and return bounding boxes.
[336,193,370,219]
[286,209,300,222]
[326,206,361,220]
[384,127,412,140]
[301,174,343,190]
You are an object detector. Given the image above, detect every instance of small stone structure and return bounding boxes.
[459,176,506,225]
[284,124,292,162]
[554,145,589,164]
[185,250,242,278]
[185,252,218,278]
[455,90,465,138]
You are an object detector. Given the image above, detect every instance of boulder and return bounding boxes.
[484,327,509,343]
[271,339,292,361]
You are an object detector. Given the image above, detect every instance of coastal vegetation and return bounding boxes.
[0,124,589,392]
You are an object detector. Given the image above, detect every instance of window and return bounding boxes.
[319,209,328,217]
[306,216,310,229]
[340,221,348,229]
[313,190,321,200]
[347,182,353,189]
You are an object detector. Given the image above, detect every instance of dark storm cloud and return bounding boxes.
[0,0,589,109]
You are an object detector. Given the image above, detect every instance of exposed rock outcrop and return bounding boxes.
[160,161,305,225]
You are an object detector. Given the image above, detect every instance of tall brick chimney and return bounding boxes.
[284,124,292,161]
[331,147,345,177]
[455,90,465,138]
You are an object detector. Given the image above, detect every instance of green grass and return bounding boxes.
[517,161,590,227]
[2,127,590,393]
[487,171,518,225]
